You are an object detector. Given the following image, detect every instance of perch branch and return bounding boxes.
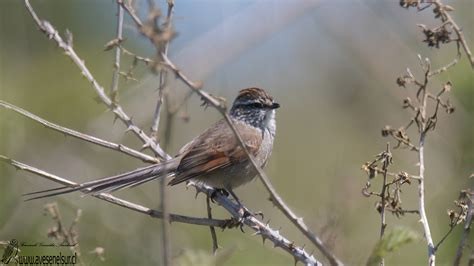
[2,155,321,265]
[1,155,225,228]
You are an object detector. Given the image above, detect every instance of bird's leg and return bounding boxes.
[209,188,228,203]
[227,189,264,220]
[210,188,264,221]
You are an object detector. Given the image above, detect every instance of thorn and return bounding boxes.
[251,230,261,236]
[140,143,150,151]
[113,114,119,124]
[261,236,266,244]
[294,257,298,266]
[125,125,133,132]
[194,190,199,199]
[275,229,280,236]
[288,242,296,253]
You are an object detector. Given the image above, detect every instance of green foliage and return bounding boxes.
[367,227,420,266]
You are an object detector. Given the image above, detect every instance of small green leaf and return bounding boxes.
[367,227,419,266]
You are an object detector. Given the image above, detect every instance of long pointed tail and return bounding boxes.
[24,160,177,201]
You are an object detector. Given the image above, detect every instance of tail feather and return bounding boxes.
[24,161,176,201]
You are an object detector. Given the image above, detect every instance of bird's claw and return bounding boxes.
[223,217,245,233]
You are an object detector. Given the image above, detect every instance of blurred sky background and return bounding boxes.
[0,0,473,265]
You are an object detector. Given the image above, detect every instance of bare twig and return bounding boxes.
[453,192,473,266]
[379,143,391,266]
[206,195,219,254]
[150,0,174,140]
[431,0,474,68]
[24,0,169,161]
[417,60,436,266]
[0,100,157,164]
[109,3,124,103]
[158,3,173,264]
[44,203,84,265]
[117,0,143,28]
[121,47,154,65]
[153,2,174,264]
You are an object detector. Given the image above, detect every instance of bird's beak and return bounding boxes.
[271,102,280,109]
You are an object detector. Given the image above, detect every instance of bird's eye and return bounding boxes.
[249,102,264,108]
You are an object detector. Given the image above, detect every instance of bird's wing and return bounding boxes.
[168,119,262,186]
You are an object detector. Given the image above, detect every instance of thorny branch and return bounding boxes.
[108,2,124,103]
[18,0,323,264]
[2,154,320,265]
[1,155,226,228]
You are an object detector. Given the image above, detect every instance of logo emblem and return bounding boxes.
[1,239,18,264]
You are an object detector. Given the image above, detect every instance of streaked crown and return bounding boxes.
[232,87,279,110]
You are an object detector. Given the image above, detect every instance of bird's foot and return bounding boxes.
[223,217,245,233]
[210,188,229,203]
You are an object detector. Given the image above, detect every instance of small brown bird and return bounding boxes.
[25,87,279,202]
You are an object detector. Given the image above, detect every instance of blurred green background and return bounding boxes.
[1,0,473,265]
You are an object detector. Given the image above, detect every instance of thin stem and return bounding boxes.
[432,0,474,68]
[417,66,436,265]
[151,0,174,140]
[453,195,473,266]
[149,1,175,265]
[110,3,124,103]
[418,133,436,266]
[0,100,157,164]
[206,195,219,254]
[379,143,390,266]
[117,0,143,27]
